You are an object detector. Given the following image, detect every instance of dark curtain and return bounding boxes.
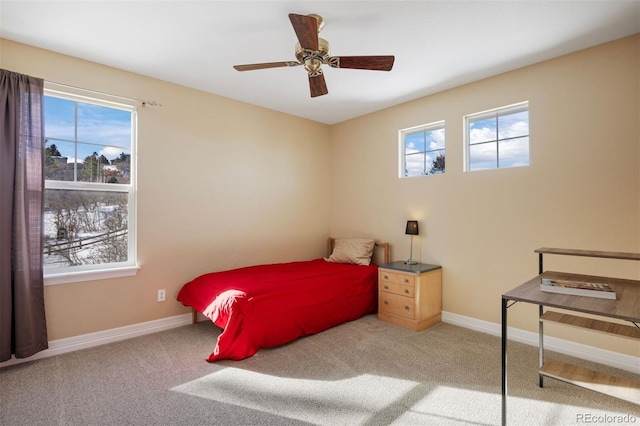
[0,69,48,362]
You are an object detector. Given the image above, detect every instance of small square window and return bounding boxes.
[399,121,445,177]
[465,102,529,171]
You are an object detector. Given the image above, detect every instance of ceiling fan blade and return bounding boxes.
[289,13,319,51]
[329,56,395,71]
[308,73,328,98]
[234,61,300,71]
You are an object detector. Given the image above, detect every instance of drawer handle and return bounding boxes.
[384,300,389,305]
[383,275,389,279]
[404,278,409,283]
[404,289,409,294]
[404,306,410,310]
[384,285,389,290]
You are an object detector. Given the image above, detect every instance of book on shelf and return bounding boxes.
[540,278,616,300]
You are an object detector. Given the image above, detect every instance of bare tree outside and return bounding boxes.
[44,190,129,267]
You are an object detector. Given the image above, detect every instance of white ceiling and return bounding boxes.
[1,1,639,124]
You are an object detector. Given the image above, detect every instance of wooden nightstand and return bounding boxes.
[378,262,442,331]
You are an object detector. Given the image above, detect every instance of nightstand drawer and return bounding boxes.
[380,270,415,286]
[380,281,414,298]
[380,293,415,319]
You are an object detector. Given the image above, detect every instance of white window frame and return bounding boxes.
[399,120,446,178]
[43,88,139,285]
[464,101,530,172]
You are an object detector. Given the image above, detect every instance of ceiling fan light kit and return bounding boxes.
[233,13,395,98]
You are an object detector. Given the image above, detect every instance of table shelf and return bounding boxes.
[535,247,640,261]
[540,311,640,341]
[540,359,640,405]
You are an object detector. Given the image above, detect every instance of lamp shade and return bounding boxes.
[405,220,419,236]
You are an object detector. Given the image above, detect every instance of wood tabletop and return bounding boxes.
[503,271,640,323]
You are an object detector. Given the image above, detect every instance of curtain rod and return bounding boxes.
[46,80,162,107]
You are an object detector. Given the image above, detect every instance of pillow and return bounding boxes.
[324,238,376,266]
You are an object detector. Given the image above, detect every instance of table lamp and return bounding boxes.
[404,220,419,265]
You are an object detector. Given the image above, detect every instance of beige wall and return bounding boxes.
[1,35,638,358]
[329,34,640,356]
[1,39,332,340]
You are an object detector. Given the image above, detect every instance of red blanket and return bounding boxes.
[177,258,378,362]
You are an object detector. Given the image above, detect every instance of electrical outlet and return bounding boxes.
[157,289,166,302]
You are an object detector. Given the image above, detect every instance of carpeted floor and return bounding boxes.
[1,315,638,425]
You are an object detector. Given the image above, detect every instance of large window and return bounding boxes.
[465,102,529,171]
[43,90,137,283]
[400,121,445,177]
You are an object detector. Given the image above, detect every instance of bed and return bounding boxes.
[177,238,390,362]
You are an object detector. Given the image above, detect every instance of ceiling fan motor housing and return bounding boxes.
[295,38,330,75]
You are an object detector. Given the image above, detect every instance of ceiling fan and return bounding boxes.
[233,13,395,98]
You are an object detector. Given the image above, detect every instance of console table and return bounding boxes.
[501,248,640,425]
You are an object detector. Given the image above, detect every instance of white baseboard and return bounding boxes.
[3,311,638,374]
[0,313,192,368]
[442,311,640,374]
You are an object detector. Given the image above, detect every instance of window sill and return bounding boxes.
[44,266,140,286]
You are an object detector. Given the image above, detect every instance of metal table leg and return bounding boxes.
[501,297,508,426]
[539,304,544,387]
